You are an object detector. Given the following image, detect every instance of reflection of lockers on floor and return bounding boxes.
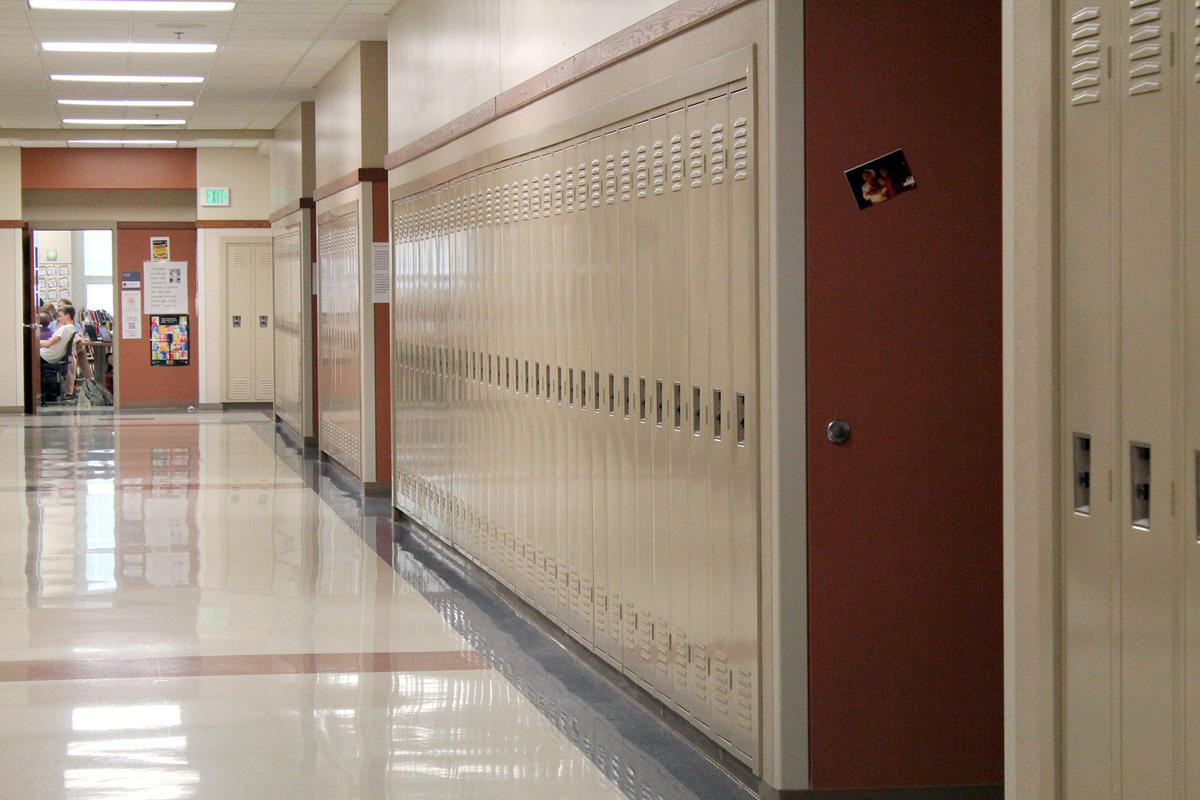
[1060,2,1200,798]
[391,69,758,766]
[225,241,274,402]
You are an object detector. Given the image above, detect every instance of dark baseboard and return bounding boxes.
[760,785,1003,800]
[223,401,272,411]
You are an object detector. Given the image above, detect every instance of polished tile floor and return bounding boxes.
[0,408,753,800]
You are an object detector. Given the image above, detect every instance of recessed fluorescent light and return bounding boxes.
[63,117,186,125]
[69,139,178,145]
[59,99,194,107]
[43,41,217,54]
[32,0,234,10]
[51,74,204,84]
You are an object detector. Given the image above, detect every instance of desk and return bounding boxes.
[82,340,113,405]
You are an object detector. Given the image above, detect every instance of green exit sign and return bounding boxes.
[201,186,230,207]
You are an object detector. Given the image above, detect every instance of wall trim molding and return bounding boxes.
[382,0,755,170]
[195,220,270,228]
[269,197,315,224]
[0,220,24,228]
[313,168,388,202]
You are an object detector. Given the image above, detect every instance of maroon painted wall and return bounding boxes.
[804,0,1004,788]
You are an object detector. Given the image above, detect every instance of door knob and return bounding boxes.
[826,419,851,444]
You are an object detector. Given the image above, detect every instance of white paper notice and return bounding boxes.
[121,290,142,339]
[371,242,390,303]
[143,260,188,314]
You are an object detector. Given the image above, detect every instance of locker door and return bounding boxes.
[704,90,735,743]
[1186,7,1200,794]
[1060,4,1119,797]
[1116,2,1179,795]
[253,243,274,401]
[666,104,693,709]
[683,97,712,723]
[631,118,656,686]
[648,111,675,693]
[727,85,759,760]
[225,242,254,401]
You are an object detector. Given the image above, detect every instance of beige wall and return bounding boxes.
[0,148,20,219]
[315,42,388,187]
[23,189,195,224]
[270,102,315,211]
[196,148,271,221]
[386,0,673,151]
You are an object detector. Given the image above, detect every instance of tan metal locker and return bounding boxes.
[727,85,759,759]
[1116,2,1179,795]
[648,111,675,692]
[576,142,596,649]
[1186,6,1200,788]
[252,243,274,401]
[226,243,255,401]
[271,225,305,435]
[666,103,694,710]
[630,118,656,686]
[317,204,363,478]
[554,150,572,626]
[705,91,735,743]
[685,96,712,723]
[1060,4,1120,792]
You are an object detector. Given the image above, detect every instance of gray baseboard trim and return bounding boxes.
[197,403,223,411]
[760,786,1002,800]
[363,480,390,498]
[0,406,25,414]
[222,401,272,411]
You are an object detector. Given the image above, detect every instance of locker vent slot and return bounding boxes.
[525,360,530,395]
[579,369,586,408]
[557,366,562,403]
[593,371,600,411]
[639,377,647,422]
[692,385,701,435]
[674,383,682,430]
[535,362,540,397]
[1070,6,1104,105]
[623,376,631,418]
[1073,433,1091,514]
[505,357,510,390]
[1127,1,1163,95]
[608,373,615,415]
[655,380,664,426]
[569,368,575,406]
[1131,442,1151,530]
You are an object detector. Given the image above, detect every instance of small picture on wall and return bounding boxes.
[845,148,917,210]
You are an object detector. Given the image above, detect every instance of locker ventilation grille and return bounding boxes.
[1070,6,1103,106]
[1127,0,1163,96]
[1194,1,1200,83]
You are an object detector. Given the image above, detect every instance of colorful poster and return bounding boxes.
[150,236,170,261]
[150,314,189,366]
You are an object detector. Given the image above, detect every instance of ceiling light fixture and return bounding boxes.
[32,0,233,10]
[59,99,194,107]
[69,139,178,145]
[43,41,217,53]
[63,117,186,125]
[50,74,204,83]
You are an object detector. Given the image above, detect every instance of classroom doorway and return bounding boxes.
[28,228,116,412]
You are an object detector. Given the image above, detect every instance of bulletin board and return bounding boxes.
[150,314,189,366]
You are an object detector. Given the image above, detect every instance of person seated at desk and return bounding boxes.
[40,306,79,398]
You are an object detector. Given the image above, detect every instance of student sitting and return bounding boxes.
[37,311,52,341]
[40,306,80,399]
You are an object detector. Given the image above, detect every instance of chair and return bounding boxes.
[40,328,77,403]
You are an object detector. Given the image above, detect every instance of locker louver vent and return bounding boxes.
[1128,0,1163,96]
[1071,6,1103,106]
[669,134,684,191]
[229,377,251,401]
[732,117,749,180]
[256,378,273,400]
[709,123,726,185]
[651,138,666,195]
[1193,0,1200,83]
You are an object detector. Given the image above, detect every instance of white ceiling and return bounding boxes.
[0,0,395,146]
